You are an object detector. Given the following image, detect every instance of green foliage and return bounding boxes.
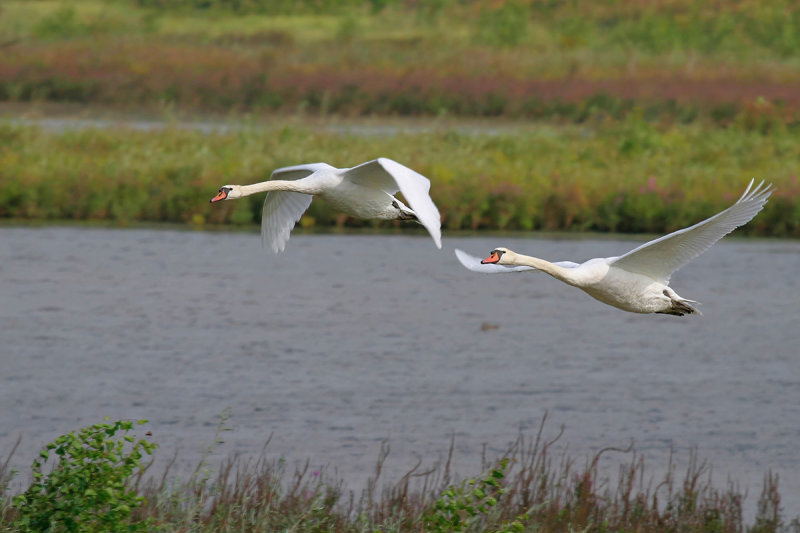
[24,3,148,40]
[336,13,362,43]
[423,458,529,532]
[475,2,528,48]
[1,420,797,531]
[11,419,156,532]
[32,6,82,39]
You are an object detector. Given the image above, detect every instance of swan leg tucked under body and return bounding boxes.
[211,158,442,253]
[456,180,774,316]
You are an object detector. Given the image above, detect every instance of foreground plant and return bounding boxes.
[2,415,797,532]
[11,419,156,532]
[423,458,530,533]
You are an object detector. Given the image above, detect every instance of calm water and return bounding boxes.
[1,227,799,516]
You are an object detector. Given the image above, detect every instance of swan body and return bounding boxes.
[211,158,442,253]
[455,180,774,316]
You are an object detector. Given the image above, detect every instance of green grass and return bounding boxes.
[1,416,797,532]
[0,117,798,237]
[6,0,800,64]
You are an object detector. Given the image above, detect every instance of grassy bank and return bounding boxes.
[1,417,796,532]
[0,119,798,237]
[2,1,800,121]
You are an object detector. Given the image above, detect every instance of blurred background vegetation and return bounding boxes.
[1,0,798,235]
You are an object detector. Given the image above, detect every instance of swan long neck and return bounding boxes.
[239,179,315,196]
[506,253,578,285]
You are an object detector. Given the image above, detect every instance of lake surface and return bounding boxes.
[1,226,799,517]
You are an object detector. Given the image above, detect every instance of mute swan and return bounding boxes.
[210,158,442,253]
[455,180,774,316]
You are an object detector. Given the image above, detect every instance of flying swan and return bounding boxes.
[210,158,442,253]
[455,180,774,316]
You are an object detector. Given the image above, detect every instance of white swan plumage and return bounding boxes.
[455,180,774,316]
[211,158,442,253]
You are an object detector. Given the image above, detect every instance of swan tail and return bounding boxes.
[657,290,702,317]
[391,199,418,221]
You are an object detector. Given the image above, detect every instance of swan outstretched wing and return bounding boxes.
[261,163,333,253]
[261,192,313,253]
[270,162,335,180]
[455,249,534,273]
[454,249,579,273]
[611,180,774,282]
[345,158,442,249]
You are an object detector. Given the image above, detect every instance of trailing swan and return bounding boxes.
[455,180,774,316]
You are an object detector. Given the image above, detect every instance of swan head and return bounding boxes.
[210,185,243,203]
[481,247,514,265]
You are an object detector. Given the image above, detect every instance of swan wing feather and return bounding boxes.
[610,180,773,281]
[261,191,313,253]
[260,163,333,253]
[345,158,442,248]
[454,249,579,273]
[553,260,581,268]
[270,162,335,180]
[455,249,533,273]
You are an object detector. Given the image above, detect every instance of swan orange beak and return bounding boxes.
[481,252,500,264]
[210,190,228,203]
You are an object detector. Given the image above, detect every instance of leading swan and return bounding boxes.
[455,180,774,316]
[211,158,442,253]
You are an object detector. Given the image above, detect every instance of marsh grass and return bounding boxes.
[2,416,798,532]
[0,436,20,525]
[3,1,800,120]
[1,119,798,237]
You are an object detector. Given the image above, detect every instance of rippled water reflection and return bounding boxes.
[2,227,799,516]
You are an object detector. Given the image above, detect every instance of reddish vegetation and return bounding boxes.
[3,41,800,120]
